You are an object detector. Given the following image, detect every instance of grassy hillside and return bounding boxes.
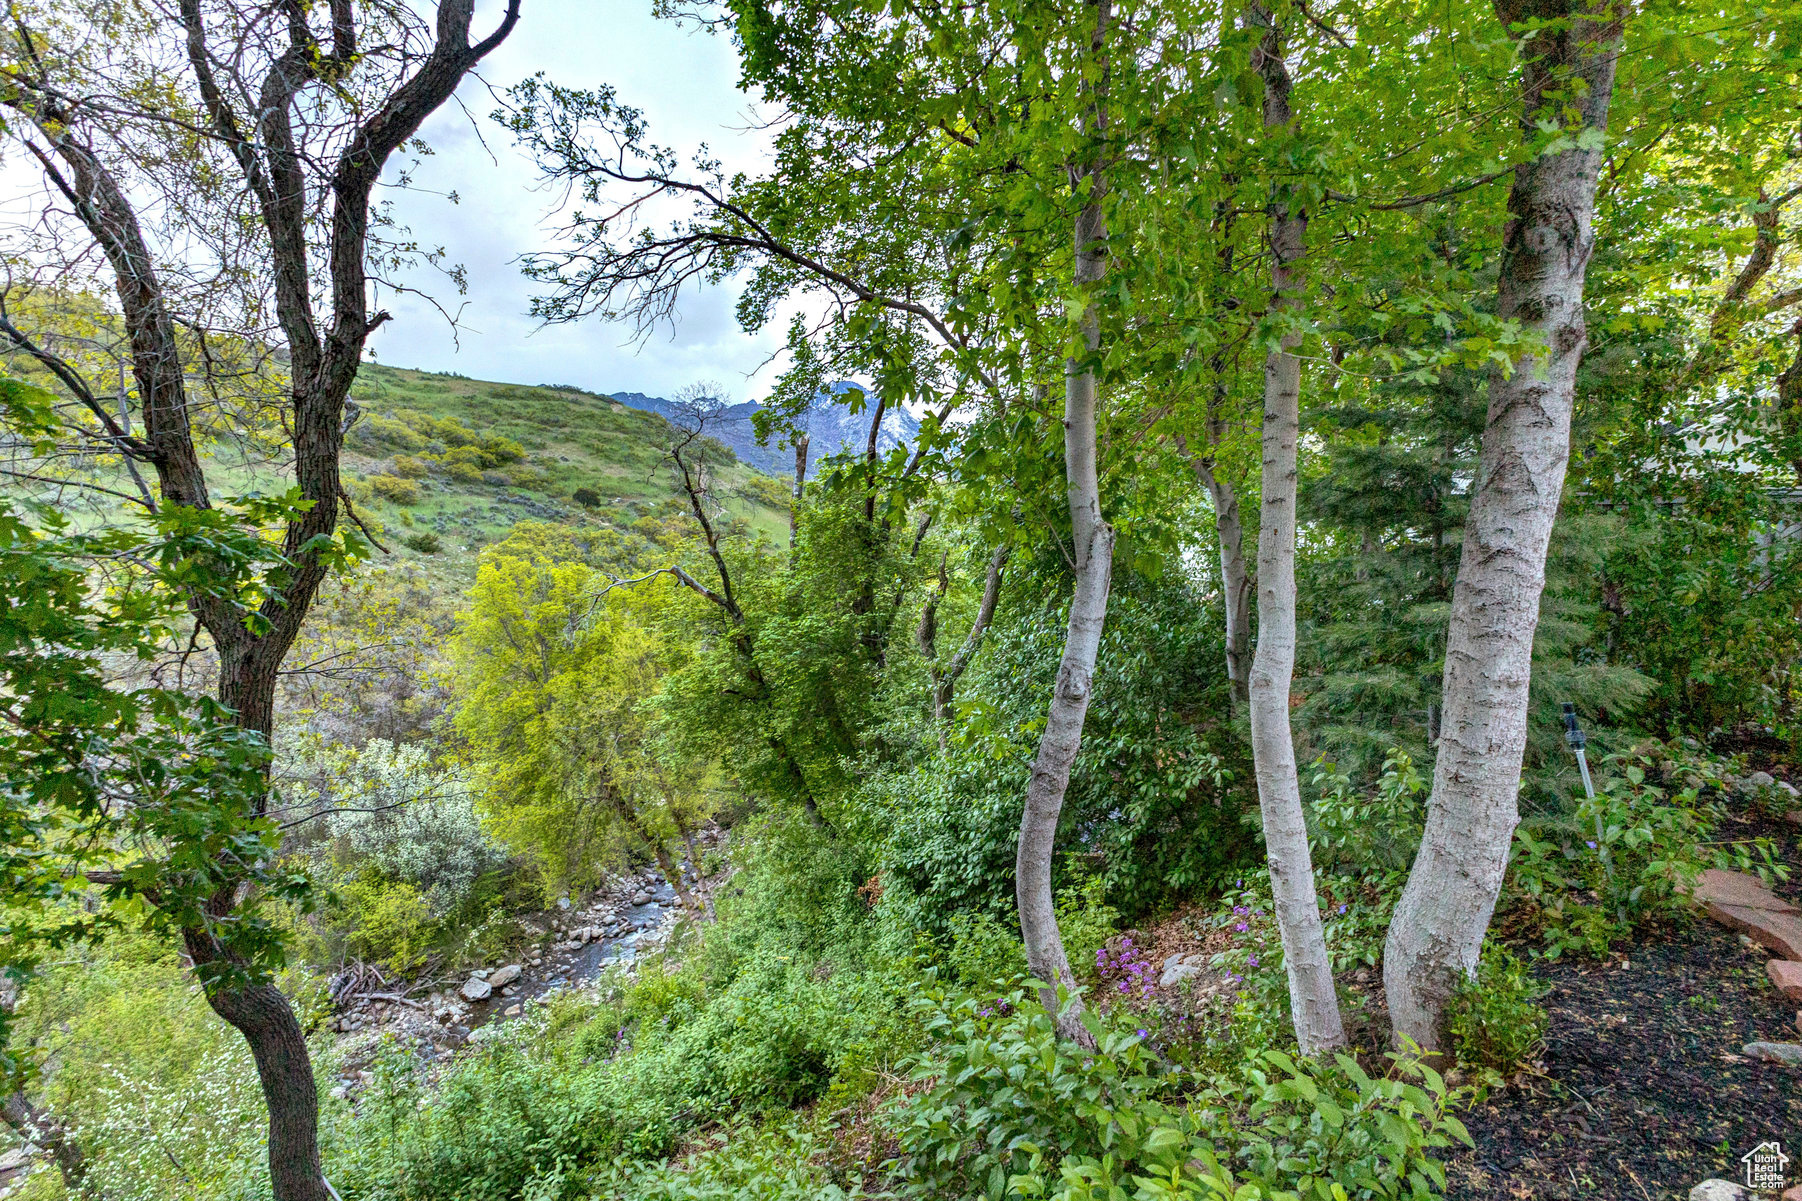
[338,363,791,577]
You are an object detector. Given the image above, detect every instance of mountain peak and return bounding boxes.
[607,382,919,477]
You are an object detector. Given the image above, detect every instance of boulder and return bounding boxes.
[503,1004,522,1018]
[556,896,571,911]
[1746,770,1776,790]
[460,976,493,1002]
[631,889,653,905]
[1711,905,1802,960]
[1770,959,1802,1003]
[489,964,522,988]
[1689,1182,1747,1200]
[1741,1041,1802,1064]
[1159,953,1204,989]
[1689,869,1799,914]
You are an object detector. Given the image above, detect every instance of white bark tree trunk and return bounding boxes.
[1189,453,1254,704]
[1245,5,1347,1057]
[1017,0,1113,1047]
[1384,0,1624,1054]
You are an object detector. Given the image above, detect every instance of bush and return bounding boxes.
[402,531,442,554]
[444,457,484,484]
[336,876,435,973]
[316,740,510,916]
[391,453,430,478]
[1446,943,1548,1078]
[349,411,429,452]
[888,992,1473,1201]
[940,877,1117,992]
[369,473,420,504]
[1505,742,1787,958]
[573,486,603,509]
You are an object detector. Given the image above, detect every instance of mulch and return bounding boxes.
[1445,798,1802,1201]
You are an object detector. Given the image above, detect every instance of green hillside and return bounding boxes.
[339,363,791,575]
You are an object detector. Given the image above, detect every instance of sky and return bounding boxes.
[365,0,786,402]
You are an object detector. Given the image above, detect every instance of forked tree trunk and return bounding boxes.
[1018,0,1113,1046]
[8,6,521,1197]
[1244,6,1346,1056]
[1384,0,1624,1054]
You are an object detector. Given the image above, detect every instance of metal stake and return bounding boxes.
[1563,702,1595,801]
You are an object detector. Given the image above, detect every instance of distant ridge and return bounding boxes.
[606,381,920,478]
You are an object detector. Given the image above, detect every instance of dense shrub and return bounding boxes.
[319,740,508,915]
[335,876,436,972]
[880,565,1255,928]
[1445,944,1547,1078]
[1504,742,1787,958]
[400,531,442,554]
[369,474,420,505]
[888,992,1472,1201]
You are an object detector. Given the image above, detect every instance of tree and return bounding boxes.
[1383,0,1626,1054]
[0,1,518,1194]
[1240,3,1346,1056]
[451,546,714,904]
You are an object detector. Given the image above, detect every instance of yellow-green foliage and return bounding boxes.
[390,454,430,479]
[336,876,436,974]
[353,412,429,452]
[5,929,294,1200]
[449,543,712,897]
[369,473,420,504]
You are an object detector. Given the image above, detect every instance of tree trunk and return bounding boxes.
[1384,0,1624,1054]
[189,972,329,1201]
[652,842,701,918]
[1777,318,1802,485]
[1017,0,1113,1046]
[1244,6,1346,1057]
[1184,451,1253,704]
[2,1092,88,1194]
[929,544,1009,747]
[680,827,717,922]
[790,433,809,549]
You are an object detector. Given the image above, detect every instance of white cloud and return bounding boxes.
[366,0,790,400]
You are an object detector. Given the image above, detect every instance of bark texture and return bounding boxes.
[1244,6,1346,1056]
[1384,0,1623,1053]
[2,1092,87,1193]
[1018,0,1114,1045]
[921,544,1010,746]
[1183,447,1253,704]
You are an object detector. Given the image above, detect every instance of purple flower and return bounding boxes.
[1136,1029,1148,1038]
[1337,904,1348,914]
[1118,981,1130,993]
[1586,840,1597,849]
[1229,972,1243,983]
[1247,956,1259,967]
[1234,922,1249,933]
